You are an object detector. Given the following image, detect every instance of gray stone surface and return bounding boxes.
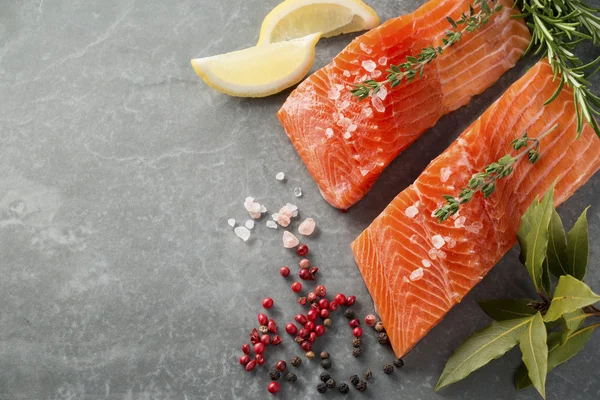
[1,0,599,399]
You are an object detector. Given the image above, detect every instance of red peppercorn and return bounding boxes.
[299,328,310,339]
[254,343,265,354]
[315,285,326,297]
[320,309,330,319]
[246,359,257,371]
[349,319,360,328]
[307,292,318,303]
[285,323,298,336]
[239,355,250,366]
[272,335,282,345]
[297,296,307,305]
[262,297,274,309]
[261,334,271,345]
[256,354,265,365]
[346,296,356,306]
[297,244,309,256]
[318,298,330,309]
[305,321,315,331]
[268,320,277,333]
[291,282,302,292]
[242,344,251,355]
[315,325,325,336]
[299,269,312,280]
[250,328,260,344]
[329,302,339,311]
[258,313,268,326]
[295,314,308,325]
[309,267,318,276]
[301,340,312,351]
[308,332,317,342]
[307,309,319,321]
[353,327,363,338]
[299,259,310,269]
[365,314,377,327]
[280,266,290,277]
[276,360,287,371]
[334,293,347,305]
[267,382,280,394]
[311,303,321,311]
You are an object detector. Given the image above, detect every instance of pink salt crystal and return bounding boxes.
[377,85,388,101]
[431,235,445,249]
[410,234,418,244]
[283,231,300,248]
[298,218,316,236]
[372,70,382,78]
[421,259,432,268]
[454,216,466,228]
[325,128,334,138]
[405,206,418,218]
[362,107,373,118]
[277,214,291,227]
[440,167,453,183]
[371,96,385,113]
[362,60,376,72]
[437,250,447,259]
[359,43,372,54]
[410,268,424,281]
[343,70,351,77]
[378,56,388,65]
[428,248,438,260]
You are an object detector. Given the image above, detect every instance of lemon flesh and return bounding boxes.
[191,33,321,98]
[258,0,380,45]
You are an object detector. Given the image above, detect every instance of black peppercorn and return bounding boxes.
[321,359,332,369]
[326,379,336,389]
[393,358,404,368]
[291,356,302,367]
[356,380,367,392]
[344,309,356,319]
[349,375,359,386]
[339,383,350,394]
[363,370,372,380]
[317,382,327,393]
[383,364,394,374]
[269,369,281,381]
[320,351,330,360]
[352,348,361,357]
[377,332,389,344]
[285,372,298,382]
[320,372,331,383]
[352,338,362,348]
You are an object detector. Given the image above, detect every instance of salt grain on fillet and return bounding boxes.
[437,250,447,259]
[359,43,372,54]
[454,216,466,228]
[428,248,438,260]
[348,124,357,132]
[343,132,352,139]
[405,206,419,218]
[371,96,385,113]
[337,117,352,129]
[245,220,255,230]
[275,172,285,181]
[362,107,373,118]
[432,234,445,249]
[421,259,431,268]
[362,60,376,72]
[298,218,316,236]
[325,128,334,138]
[328,88,340,100]
[410,234,418,244]
[228,218,235,227]
[377,85,388,101]
[410,268,424,281]
[343,70,351,77]
[372,70,382,78]
[266,220,277,229]
[283,231,300,248]
[235,227,251,241]
[378,56,388,65]
[440,167,452,183]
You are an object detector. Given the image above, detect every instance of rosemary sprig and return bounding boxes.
[515,0,600,136]
[434,123,559,222]
[351,0,502,100]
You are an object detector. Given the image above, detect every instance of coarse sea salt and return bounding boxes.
[275,172,285,181]
[376,85,388,101]
[362,60,377,72]
[454,216,466,228]
[372,70,382,78]
[245,220,255,230]
[428,248,438,260]
[359,43,372,54]
[440,167,452,183]
[371,96,385,113]
[410,267,424,281]
[343,70,351,77]
[294,188,303,198]
[348,124,357,132]
[228,218,235,227]
[421,259,432,268]
[298,218,316,236]
[337,117,352,129]
[378,56,388,65]
[277,214,291,227]
[343,132,352,140]
[432,234,445,249]
[266,220,277,229]
[325,128,334,138]
[235,226,251,241]
[283,231,300,248]
[405,206,419,218]
[410,234,418,244]
[328,88,340,100]
[362,107,373,118]
[437,250,447,259]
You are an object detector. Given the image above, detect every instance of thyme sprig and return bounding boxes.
[351,0,502,100]
[516,0,600,136]
[434,123,559,222]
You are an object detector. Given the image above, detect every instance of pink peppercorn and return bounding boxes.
[320,309,330,319]
[295,314,308,325]
[318,299,330,310]
[246,359,256,371]
[307,309,319,321]
[276,360,287,371]
[315,285,326,297]
[297,296,307,306]
[307,292,318,303]
[239,355,250,366]
[305,321,315,331]
[262,298,274,309]
[334,293,347,305]
[365,314,377,327]
[301,341,312,351]
[258,313,268,326]
[272,335,282,345]
[346,296,356,306]
[254,343,265,354]
[297,244,309,256]
[329,302,339,311]
[291,282,302,292]
[261,334,271,345]
[267,382,280,394]
[350,319,360,328]
[299,269,312,280]
[308,332,317,343]
[353,327,363,338]
[285,323,298,336]
[268,320,277,333]
[242,344,251,355]
[315,325,325,336]
[299,259,310,269]
[299,328,310,339]
[280,266,290,277]
[256,354,265,365]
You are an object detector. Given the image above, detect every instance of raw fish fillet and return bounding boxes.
[351,60,600,357]
[278,0,531,209]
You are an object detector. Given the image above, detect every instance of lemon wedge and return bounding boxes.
[258,0,380,45]
[191,33,321,98]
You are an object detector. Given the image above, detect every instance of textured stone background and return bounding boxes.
[0,0,599,399]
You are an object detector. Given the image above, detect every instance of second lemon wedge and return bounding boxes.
[258,0,380,45]
[191,33,321,98]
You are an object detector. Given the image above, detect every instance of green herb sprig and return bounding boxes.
[436,187,599,399]
[351,0,502,100]
[434,123,559,222]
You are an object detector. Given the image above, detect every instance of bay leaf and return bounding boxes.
[436,317,534,391]
[524,187,554,293]
[478,299,537,321]
[546,209,568,278]
[517,197,539,264]
[542,258,552,297]
[544,275,600,322]
[559,309,586,345]
[518,313,548,399]
[566,207,589,280]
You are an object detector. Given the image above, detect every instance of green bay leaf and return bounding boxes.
[518,313,548,399]
[478,299,537,321]
[515,324,598,390]
[524,187,555,293]
[566,207,589,280]
[436,317,533,391]
[544,275,600,322]
[518,198,539,264]
[547,209,568,278]
[559,309,587,345]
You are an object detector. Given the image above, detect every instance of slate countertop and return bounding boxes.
[1,0,599,399]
